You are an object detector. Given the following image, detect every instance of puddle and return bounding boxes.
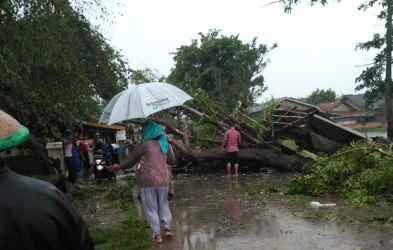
[147,172,393,250]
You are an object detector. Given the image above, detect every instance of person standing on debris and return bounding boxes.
[0,110,94,249]
[79,134,91,181]
[221,123,241,177]
[63,129,81,186]
[108,121,175,243]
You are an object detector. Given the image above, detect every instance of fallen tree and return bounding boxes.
[143,103,313,172]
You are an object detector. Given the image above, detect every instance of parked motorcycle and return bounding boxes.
[93,149,116,184]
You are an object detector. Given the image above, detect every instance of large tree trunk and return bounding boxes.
[177,147,310,172]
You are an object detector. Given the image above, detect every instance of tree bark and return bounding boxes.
[386,0,393,139]
[172,147,310,172]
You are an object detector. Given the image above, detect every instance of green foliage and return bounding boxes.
[106,182,135,210]
[278,0,337,14]
[168,29,277,112]
[252,96,277,135]
[246,186,261,195]
[261,185,282,194]
[129,67,165,84]
[305,88,338,105]
[354,2,389,108]
[81,179,151,249]
[288,141,393,205]
[0,0,129,139]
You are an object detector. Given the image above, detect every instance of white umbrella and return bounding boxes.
[98,82,193,125]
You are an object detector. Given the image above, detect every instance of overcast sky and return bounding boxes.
[101,0,384,102]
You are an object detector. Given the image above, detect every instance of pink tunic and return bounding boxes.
[120,139,175,187]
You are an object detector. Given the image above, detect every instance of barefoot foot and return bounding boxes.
[165,229,174,236]
[152,234,162,243]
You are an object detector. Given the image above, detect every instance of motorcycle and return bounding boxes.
[93,149,116,184]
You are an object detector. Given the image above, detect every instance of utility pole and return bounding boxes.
[386,0,393,139]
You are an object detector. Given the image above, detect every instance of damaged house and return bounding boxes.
[318,94,386,129]
[250,97,366,156]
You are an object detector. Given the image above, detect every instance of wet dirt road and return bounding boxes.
[139,172,393,250]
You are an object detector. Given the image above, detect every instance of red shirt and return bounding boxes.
[79,140,89,153]
[224,128,241,152]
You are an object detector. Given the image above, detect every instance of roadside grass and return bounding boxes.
[355,125,387,133]
[73,177,153,250]
[89,216,152,250]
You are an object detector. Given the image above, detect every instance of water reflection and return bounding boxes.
[227,176,243,221]
[149,173,393,249]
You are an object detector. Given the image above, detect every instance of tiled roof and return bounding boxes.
[332,110,371,118]
[318,101,341,112]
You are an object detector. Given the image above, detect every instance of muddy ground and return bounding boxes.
[71,169,393,250]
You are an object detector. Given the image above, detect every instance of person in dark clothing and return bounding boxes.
[0,110,94,250]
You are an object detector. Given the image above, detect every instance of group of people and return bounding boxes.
[63,130,93,185]
[63,130,121,185]
[1,110,177,247]
[1,107,243,247]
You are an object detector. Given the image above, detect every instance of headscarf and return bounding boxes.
[141,121,168,155]
[63,129,81,174]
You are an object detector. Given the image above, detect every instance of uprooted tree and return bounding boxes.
[133,94,313,172]
[127,30,312,171]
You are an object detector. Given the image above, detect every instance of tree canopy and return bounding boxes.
[0,0,129,139]
[305,88,338,105]
[167,29,277,112]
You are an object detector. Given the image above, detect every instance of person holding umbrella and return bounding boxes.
[0,110,94,249]
[108,120,175,243]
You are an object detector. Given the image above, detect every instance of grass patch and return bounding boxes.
[355,125,387,133]
[89,217,152,250]
[74,177,153,249]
